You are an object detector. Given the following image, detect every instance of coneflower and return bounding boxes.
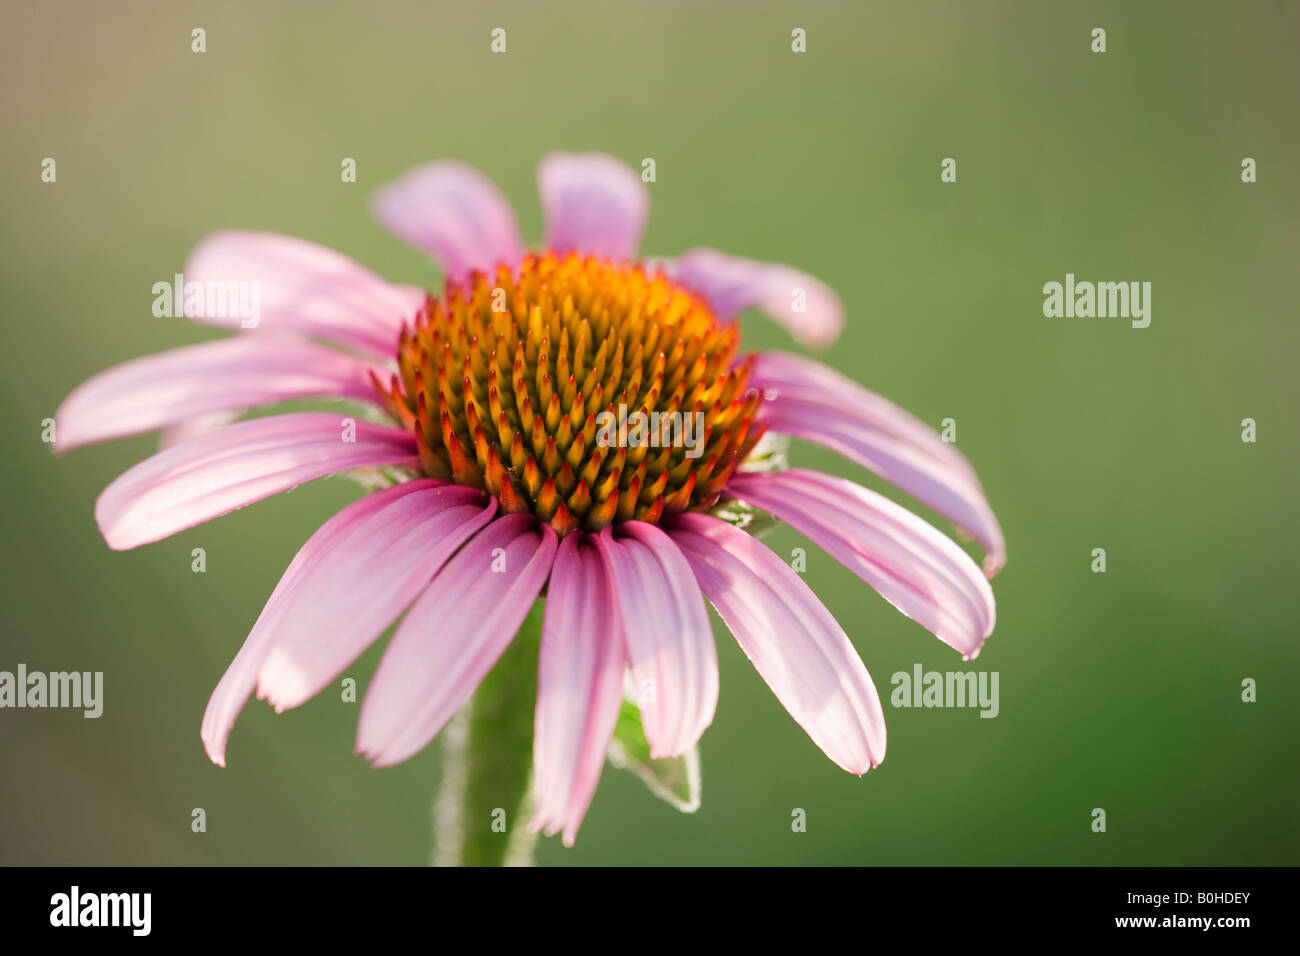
[56,152,1004,854]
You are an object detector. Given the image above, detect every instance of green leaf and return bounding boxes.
[709,432,788,541]
[607,696,701,813]
[708,496,779,540]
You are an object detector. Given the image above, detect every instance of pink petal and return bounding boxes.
[357,514,558,767]
[594,523,717,758]
[159,411,241,451]
[752,350,979,480]
[538,152,649,261]
[665,248,843,347]
[201,479,441,766]
[728,469,995,659]
[530,533,626,847]
[54,337,384,453]
[182,230,425,357]
[253,486,497,712]
[371,161,524,283]
[750,350,1006,576]
[667,513,886,774]
[94,412,419,550]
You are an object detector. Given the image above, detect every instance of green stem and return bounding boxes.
[432,599,543,866]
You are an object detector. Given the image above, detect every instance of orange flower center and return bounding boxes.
[376,252,762,535]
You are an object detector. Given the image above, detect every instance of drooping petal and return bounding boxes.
[54,337,385,453]
[357,514,558,767]
[201,479,441,766]
[530,533,626,846]
[182,230,426,357]
[664,248,843,347]
[728,469,995,659]
[667,513,886,774]
[749,350,1006,576]
[371,161,525,283]
[94,412,419,550]
[253,486,497,712]
[594,523,717,758]
[538,152,649,261]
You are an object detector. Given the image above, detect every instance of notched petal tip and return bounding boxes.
[202,741,228,769]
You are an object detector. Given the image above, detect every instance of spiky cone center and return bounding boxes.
[376,252,765,536]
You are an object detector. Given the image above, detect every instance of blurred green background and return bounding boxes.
[2,0,1297,865]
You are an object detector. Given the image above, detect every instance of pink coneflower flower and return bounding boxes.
[56,152,1004,847]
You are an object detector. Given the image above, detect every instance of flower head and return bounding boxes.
[376,252,760,534]
[56,152,1005,846]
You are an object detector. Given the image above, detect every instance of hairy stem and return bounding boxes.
[432,600,542,867]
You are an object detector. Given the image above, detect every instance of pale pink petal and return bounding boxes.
[727,469,995,659]
[357,514,558,767]
[201,479,441,766]
[594,523,717,758]
[371,161,524,283]
[530,533,626,846]
[253,486,497,712]
[538,152,649,261]
[667,513,886,774]
[664,248,843,347]
[159,411,241,451]
[94,412,419,550]
[182,230,426,357]
[749,351,1006,576]
[752,351,979,481]
[54,337,385,453]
